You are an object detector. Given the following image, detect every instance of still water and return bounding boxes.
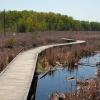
[34,53,100,100]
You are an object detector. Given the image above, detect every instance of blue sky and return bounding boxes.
[0,0,100,22]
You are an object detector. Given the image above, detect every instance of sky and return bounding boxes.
[0,0,100,22]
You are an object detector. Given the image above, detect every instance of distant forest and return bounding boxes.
[0,10,100,33]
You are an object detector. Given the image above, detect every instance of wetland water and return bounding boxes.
[31,53,100,100]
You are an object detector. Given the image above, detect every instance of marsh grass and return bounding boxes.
[49,78,100,100]
[0,51,15,72]
[4,38,16,48]
[0,31,100,72]
[37,44,94,73]
[64,78,100,100]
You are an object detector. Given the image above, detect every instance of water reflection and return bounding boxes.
[27,73,38,100]
[47,70,56,77]
[28,53,100,100]
[67,64,78,72]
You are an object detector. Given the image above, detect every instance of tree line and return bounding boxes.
[0,10,100,33]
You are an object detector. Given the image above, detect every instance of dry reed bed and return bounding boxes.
[37,44,94,71]
[0,31,100,72]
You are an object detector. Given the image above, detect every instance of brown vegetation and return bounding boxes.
[37,44,94,71]
[0,31,100,72]
[50,78,100,100]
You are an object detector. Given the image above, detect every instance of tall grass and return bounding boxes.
[0,51,15,72]
[37,44,94,72]
[0,31,100,72]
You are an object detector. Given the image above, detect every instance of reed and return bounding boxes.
[50,78,100,100]
[37,44,94,72]
[0,31,100,72]
[0,51,15,72]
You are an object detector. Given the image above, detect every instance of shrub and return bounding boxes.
[5,39,16,48]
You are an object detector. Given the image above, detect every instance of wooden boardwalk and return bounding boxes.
[0,40,86,100]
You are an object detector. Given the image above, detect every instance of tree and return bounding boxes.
[18,18,26,32]
[0,10,100,33]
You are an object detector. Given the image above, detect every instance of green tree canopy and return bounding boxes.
[0,10,100,33]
